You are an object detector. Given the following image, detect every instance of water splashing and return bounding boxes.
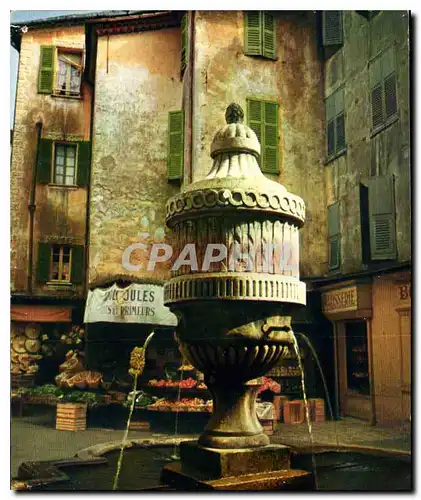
[171,367,184,460]
[112,330,156,491]
[291,332,319,490]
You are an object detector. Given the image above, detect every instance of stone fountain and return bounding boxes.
[161,104,312,490]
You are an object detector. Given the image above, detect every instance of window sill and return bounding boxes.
[46,281,73,287]
[324,147,347,166]
[244,53,278,61]
[370,115,399,138]
[51,92,82,101]
[48,183,79,190]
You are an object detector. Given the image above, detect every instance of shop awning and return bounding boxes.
[11,305,73,323]
[83,283,178,326]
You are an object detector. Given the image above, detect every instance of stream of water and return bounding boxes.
[291,333,319,490]
[112,331,156,491]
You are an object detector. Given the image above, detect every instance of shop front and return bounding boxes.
[321,281,375,423]
[321,270,412,425]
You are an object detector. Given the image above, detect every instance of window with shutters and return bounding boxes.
[322,11,343,47]
[53,143,77,186]
[37,139,91,187]
[369,46,398,132]
[50,245,72,282]
[244,12,276,59]
[246,98,279,174]
[180,14,188,77]
[167,110,184,181]
[325,87,346,159]
[367,176,397,260]
[328,202,341,270]
[38,46,83,97]
[37,243,85,284]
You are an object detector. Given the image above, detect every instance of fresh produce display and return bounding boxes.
[58,325,85,345]
[257,377,281,395]
[147,398,213,412]
[126,390,156,408]
[11,353,42,375]
[147,377,199,389]
[55,350,103,389]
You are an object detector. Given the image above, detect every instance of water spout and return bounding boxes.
[112,330,156,490]
[291,332,319,490]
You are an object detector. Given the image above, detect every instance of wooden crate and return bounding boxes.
[283,400,304,424]
[11,374,36,390]
[273,395,288,422]
[56,403,87,431]
[260,419,274,436]
[309,398,325,423]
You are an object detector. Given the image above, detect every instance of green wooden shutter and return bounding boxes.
[328,203,340,269]
[368,176,396,260]
[262,12,276,59]
[335,88,345,151]
[262,101,279,174]
[244,11,262,56]
[322,11,343,46]
[38,46,55,94]
[37,139,53,184]
[71,245,85,284]
[167,110,184,181]
[326,93,336,156]
[370,56,383,128]
[382,48,397,120]
[77,141,91,186]
[36,243,51,282]
[181,14,188,75]
[247,99,263,166]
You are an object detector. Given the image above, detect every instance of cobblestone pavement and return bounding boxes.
[11,408,411,478]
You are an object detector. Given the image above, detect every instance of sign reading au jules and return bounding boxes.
[84,283,178,325]
[322,286,357,313]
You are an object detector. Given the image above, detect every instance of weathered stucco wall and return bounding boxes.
[11,26,91,295]
[89,28,182,285]
[191,11,327,278]
[324,11,410,274]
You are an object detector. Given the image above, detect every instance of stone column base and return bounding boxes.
[160,441,314,491]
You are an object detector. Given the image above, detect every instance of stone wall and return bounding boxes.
[191,11,327,278]
[10,26,91,295]
[324,11,410,273]
[89,28,183,285]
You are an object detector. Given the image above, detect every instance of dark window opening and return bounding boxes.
[345,321,370,395]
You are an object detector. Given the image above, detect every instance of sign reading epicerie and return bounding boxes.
[84,283,178,326]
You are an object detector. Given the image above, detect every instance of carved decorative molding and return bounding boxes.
[166,188,305,225]
[164,273,306,305]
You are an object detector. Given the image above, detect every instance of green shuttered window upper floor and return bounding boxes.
[247,99,279,174]
[36,139,91,186]
[244,12,276,59]
[38,46,55,94]
[167,110,184,181]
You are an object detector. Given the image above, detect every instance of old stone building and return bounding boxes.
[10,10,411,423]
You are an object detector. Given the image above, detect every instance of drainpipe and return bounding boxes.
[27,120,43,294]
[187,10,195,185]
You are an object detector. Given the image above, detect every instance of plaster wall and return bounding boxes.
[11,26,91,296]
[89,28,182,285]
[191,11,327,278]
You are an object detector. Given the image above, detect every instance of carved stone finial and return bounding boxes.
[225,103,244,124]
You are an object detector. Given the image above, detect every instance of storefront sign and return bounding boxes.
[83,283,178,326]
[11,305,72,323]
[322,286,358,314]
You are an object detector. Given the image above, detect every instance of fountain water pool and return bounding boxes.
[19,445,411,491]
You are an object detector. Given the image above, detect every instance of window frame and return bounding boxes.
[328,201,341,271]
[51,141,79,187]
[49,245,73,284]
[325,85,347,161]
[54,47,83,98]
[246,96,280,175]
[244,11,277,60]
[369,45,399,135]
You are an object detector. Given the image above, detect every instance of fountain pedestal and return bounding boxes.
[162,441,313,491]
[161,104,311,490]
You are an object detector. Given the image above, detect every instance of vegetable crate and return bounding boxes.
[309,398,325,423]
[260,419,274,436]
[56,403,87,431]
[11,374,36,390]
